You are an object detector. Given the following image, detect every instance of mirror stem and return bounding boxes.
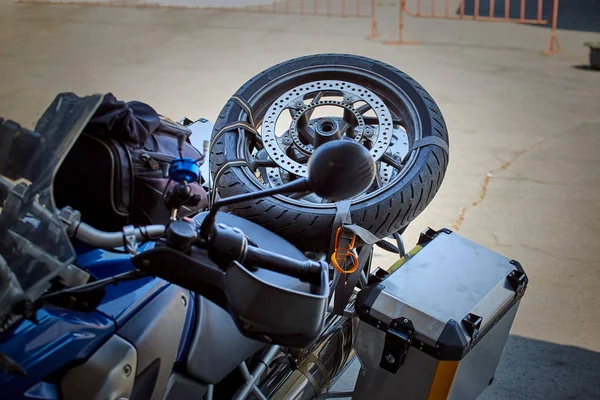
[200,178,310,242]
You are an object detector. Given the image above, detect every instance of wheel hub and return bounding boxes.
[288,100,365,155]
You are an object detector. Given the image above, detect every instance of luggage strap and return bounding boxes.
[329,200,376,315]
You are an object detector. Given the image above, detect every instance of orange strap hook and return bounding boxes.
[331,227,359,274]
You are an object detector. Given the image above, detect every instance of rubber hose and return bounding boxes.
[375,240,400,254]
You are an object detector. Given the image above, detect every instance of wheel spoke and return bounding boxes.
[305,91,325,120]
[356,103,372,115]
[363,116,404,126]
[297,121,316,143]
[288,106,312,131]
[289,191,306,199]
[253,149,278,166]
[381,153,403,170]
[251,132,263,144]
[253,159,278,168]
[339,122,350,136]
[289,192,320,202]
[342,109,356,138]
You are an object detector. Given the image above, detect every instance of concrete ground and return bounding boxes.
[1,1,599,398]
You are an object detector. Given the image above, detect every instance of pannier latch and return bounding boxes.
[461,313,483,339]
[507,269,527,295]
[379,317,415,374]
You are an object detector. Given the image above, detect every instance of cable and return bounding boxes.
[42,269,147,300]
[208,159,249,208]
[206,96,259,203]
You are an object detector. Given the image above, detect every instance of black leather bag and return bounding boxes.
[54,94,207,232]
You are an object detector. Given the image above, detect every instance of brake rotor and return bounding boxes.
[260,80,395,178]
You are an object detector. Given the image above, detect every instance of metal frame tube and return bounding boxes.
[233,345,280,400]
[204,384,214,400]
[544,0,560,54]
[520,0,525,21]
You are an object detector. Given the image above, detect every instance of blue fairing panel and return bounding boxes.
[0,308,113,398]
[96,277,169,327]
[75,243,170,327]
[0,243,196,399]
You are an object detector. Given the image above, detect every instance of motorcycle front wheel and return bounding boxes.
[210,54,449,252]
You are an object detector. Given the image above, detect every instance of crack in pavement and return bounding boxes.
[450,124,592,231]
[452,148,527,230]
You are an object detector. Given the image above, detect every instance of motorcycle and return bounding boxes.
[0,55,528,400]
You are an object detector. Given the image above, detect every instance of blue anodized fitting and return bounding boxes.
[169,158,199,183]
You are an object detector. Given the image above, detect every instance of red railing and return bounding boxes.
[387,0,560,54]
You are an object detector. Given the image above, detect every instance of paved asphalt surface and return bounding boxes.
[1,1,599,398]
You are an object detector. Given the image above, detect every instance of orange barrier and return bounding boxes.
[388,0,560,54]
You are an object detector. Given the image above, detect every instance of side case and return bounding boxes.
[353,228,528,400]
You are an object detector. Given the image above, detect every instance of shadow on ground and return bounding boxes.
[480,335,600,400]
[459,0,600,32]
[573,64,600,71]
[334,335,600,399]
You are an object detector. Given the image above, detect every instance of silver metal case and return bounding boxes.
[353,228,527,400]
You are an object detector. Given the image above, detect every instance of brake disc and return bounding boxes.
[261,80,395,178]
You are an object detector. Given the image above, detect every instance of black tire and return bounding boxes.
[210,54,449,251]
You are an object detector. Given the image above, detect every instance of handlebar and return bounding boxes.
[67,216,325,286]
[244,246,325,285]
[69,222,166,248]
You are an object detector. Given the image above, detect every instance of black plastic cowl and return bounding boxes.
[355,283,385,327]
[436,319,470,360]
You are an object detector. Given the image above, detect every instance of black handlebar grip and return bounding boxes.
[244,246,325,286]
